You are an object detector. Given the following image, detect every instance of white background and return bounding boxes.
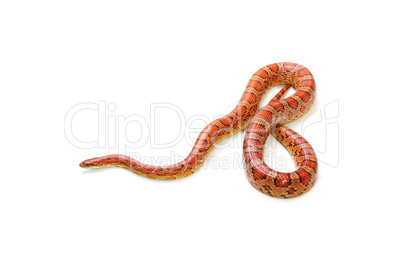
[1,0,401,267]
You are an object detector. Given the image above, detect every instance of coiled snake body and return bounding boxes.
[80,62,318,198]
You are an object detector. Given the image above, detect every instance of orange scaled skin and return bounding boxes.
[80,62,317,198]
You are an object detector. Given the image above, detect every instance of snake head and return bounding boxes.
[79,154,123,169]
[79,157,107,169]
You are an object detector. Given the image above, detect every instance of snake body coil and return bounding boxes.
[80,62,318,198]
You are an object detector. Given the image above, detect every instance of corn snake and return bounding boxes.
[80,62,318,198]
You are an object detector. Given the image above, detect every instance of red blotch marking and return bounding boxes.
[204,124,219,137]
[297,68,311,77]
[296,168,311,185]
[301,160,318,171]
[283,62,297,72]
[300,148,315,156]
[275,173,291,187]
[247,80,262,91]
[284,98,298,109]
[219,116,232,126]
[186,154,197,164]
[247,123,266,136]
[255,68,270,78]
[294,137,307,146]
[194,139,208,151]
[287,188,296,194]
[258,109,272,123]
[268,64,279,73]
[299,79,316,90]
[282,72,288,81]
[295,91,310,102]
[252,165,268,180]
[241,92,256,103]
[244,152,263,163]
[291,71,296,81]
[282,127,295,137]
[233,105,247,117]
[272,102,284,112]
[244,138,262,149]
[251,104,258,113]
[169,163,184,171]
[286,111,294,119]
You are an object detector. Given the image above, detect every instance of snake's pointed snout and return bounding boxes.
[79,161,88,168]
[79,156,113,169]
[79,158,96,168]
